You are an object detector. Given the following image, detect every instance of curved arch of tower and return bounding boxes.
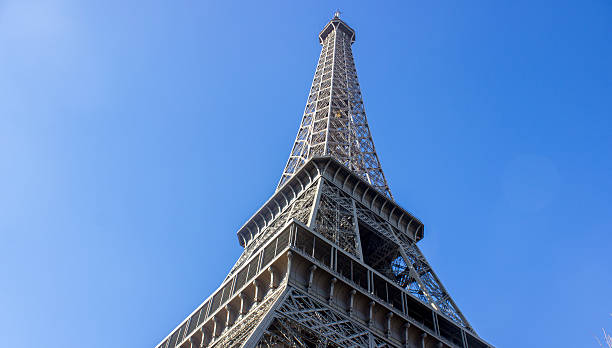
[155,13,493,348]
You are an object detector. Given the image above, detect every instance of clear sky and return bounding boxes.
[1,1,611,347]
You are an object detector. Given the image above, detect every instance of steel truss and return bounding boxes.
[278,14,392,199]
[227,182,318,280]
[154,170,485,348]
[315,181,361,259]
[257,319,330,348]
[313,179,473,331]
[256,288,388,348]
[153,14,492,348]
[211,286,287,348]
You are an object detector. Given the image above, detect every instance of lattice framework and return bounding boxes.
[154,13,494,348]
[258,288,388,348]
[279,15,392,199]
[313,179,473,330]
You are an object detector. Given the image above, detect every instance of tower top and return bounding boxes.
[319,12,355,45]
[280,13,392,198]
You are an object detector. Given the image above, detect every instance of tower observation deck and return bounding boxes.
[154,13,493,348]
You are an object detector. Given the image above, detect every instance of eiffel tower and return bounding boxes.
[155,13,493,348]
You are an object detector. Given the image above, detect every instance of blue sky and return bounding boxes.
[1,1,611,347]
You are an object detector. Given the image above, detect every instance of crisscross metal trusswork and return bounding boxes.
[227,182,318,280]
[314,181,361,259]
[262,289,388,348]
[310,178,473,331]
[353,199,473,331]
[257,319,333,348]
[211,286,286,348]
[278,16,392,199]
[153,15,493,348]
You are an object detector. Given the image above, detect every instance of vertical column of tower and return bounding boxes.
[310,30,336,159]
[324,27,355,171]
[342,35,392,198]
[278,30,333,188]
[278,16,393,199]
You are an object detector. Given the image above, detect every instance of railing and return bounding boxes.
[290,223,489,348]
[156,220,490,348]
[156,224,292,348]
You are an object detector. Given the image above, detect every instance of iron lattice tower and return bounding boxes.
[155,13,493,348]
[278,15,392,199]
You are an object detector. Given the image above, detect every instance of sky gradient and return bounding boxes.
[1,1,611,347]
